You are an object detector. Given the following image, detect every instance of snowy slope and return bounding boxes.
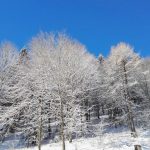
[15,129,150,150]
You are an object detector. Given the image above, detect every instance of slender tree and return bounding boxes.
[106,42,142,137]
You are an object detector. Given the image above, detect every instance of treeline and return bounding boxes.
[0,32,150,150]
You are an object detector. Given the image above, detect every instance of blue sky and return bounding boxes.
[0,0,150,57]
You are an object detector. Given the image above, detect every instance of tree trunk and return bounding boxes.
[102,103,105,115]
[38,98,42,150]
[97,105,100,119]
[134,145,142,150]
[122,60,137,137]
[48,99,51,138]
[38,116,42,150]
[60,106,65,150]
[48,118,51,137]
[144,75,150,102]
[69,132,72,143]
[88,109,90,121]
[59,92,65,150]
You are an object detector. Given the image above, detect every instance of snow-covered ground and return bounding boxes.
[1,129,150,150]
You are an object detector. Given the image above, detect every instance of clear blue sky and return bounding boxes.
[0,0,150,57]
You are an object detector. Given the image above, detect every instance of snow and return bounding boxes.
[11,129,150,150]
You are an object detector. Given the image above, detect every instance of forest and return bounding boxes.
[0,32,150,150]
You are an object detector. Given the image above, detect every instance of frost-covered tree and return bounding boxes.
[106,42,142,137]
[46,33,97,149]
[22,32,97,150]
[27,34,55,149]
[1,33,150,150]
[134,58,150,128]
[0,41,18,140]
[96,54,110,117]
